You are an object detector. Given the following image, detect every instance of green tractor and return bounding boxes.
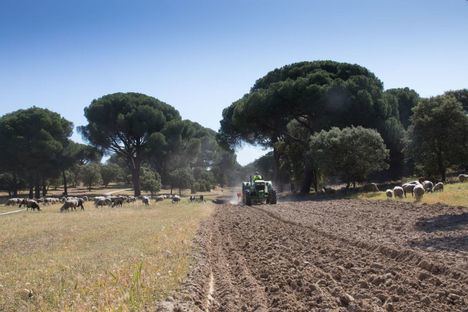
[242,175,277,206]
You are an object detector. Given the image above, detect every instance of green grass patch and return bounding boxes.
[355,182,468,207]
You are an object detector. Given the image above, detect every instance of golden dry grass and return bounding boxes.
[356,182,468,207]
[0,200,213,312]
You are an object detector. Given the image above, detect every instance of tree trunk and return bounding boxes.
[437,151,446,182]
[312,169,319,193]
[62,170,68,196]
[42,184,47,197]
[131,157,141,196]
[28,185,34,199]
[272,148,283,192]
[179,187,182,196]
[300,167,314,194]
[12,173,18,197]
[34,184,40,199]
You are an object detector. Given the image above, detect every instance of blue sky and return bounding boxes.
[1,0,467,165]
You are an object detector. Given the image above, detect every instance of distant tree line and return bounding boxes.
[218,61,467,192]
[0,93,242,197]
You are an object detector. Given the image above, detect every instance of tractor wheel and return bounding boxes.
[245,193,252,206]
[269,190,277,204]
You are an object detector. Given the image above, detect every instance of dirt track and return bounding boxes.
[161,199,467,311]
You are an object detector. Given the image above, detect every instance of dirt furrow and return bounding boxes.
[163,199,467,311]
[205,203,467,311]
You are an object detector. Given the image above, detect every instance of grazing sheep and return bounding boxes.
[111,197,125,208]
[77,198,85,210]
[94,197,111,207]
[402,183,416,198]
[127,196,137,203]
[385,189,393,199]
[433,182,444,192]
[44,197,60,205]
[459,174,468,183]
[393,186,404,199]
[20,199,41,211]
[95,199,108,207]
[60,199,78,212]
[6,198,21,206]
[422,181,434,193]
[413,185,425,201]
[142,196,150,205]
[155,195,164,202]
[60,199,84,212]
[172,195,181,204]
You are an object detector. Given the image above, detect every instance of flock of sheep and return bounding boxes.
[385,174,468,201]
[4,193,186,213]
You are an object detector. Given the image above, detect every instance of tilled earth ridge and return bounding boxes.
[160,200,467,311]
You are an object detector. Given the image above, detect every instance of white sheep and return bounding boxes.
[142,196,150,205]
[433,182,444,192]
[459,174,468,183]
[422,181,434,193]
[60,199,84,212]
[393,186,404,199]
[20,199,41,211]
[385,189,393,199]
[402,183,416,198]
[413,185,425,201]
[6,198,21,206]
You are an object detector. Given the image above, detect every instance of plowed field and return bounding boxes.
[163,199,467,311]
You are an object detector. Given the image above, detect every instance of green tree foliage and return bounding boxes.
[210,150,240,187]
[100,163,124,187]
[146,119,240,189]
[219,61,404,192]
[252,152,276,180]
[0,107,73,198]
[444,89,468,113]
[310,126,389,188]
[58,142,101,195]
[384,88,420,129]
[0,173,25,197]
[168,167,194,195]
[79,163,103,191]
[191,168,215,193]
[140,166,161,195]
[148,120,202,182]
[79,92,181,196]
[406,95,468,180]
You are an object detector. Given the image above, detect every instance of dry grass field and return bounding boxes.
[356,182,468,207]
[0,200,213,312]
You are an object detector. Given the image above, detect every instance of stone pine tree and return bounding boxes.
[218,61,403,193]
[0,107,73,198]
[79,92,181,196]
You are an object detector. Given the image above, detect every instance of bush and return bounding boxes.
[140,167,161,195]
[310,126,389,188]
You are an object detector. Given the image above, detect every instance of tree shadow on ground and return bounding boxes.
[408,235,468,252]
[415,213,468,232]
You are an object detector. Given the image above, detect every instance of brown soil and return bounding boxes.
[159,199,468,311]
